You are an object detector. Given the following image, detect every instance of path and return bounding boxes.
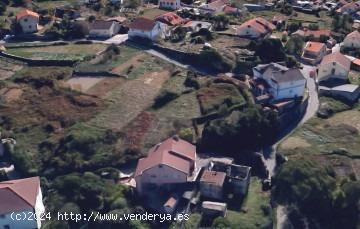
[262,63,319,229]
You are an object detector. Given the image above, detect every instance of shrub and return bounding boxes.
[153,90,179,109]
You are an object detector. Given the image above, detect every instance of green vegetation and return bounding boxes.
[273,157,360,228]
[227,178,273,229]
[197,83,246,115]
[200,105,279,153]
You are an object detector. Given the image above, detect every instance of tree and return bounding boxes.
[0,2,7,15]
[254,39,286,63]
[285,36,304,56]
[199,48,234,72]
[12,0,26,7]
[212,217,231,228]
[213,14,229,31]
[272,158,337,227]
[200,106,279,153]
[287,22,300,34]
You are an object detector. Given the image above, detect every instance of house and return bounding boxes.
[163,195,179,213]
[317,52,351,84]
[89,20,120,38]
[155,12,187,26]
[202,201,227,218]
[106,16,127,24]
[16,9,39,33]
[181,21,212,32]
[336,1,360,14]
[134,136,196,196]
[343,30,360,49]
[209,160,252,195]
[234,17,276,39]
[253,63,306,101]
[199,0,230,16]
[301,41,327,64]
[319,84,360,103]
[292,29,331,42]
[0,177,45,229]
[128,17,168,42]
[352,58,360,71]
[200,171,226,200]
[159,0,181,10]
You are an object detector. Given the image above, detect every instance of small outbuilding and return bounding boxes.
[200,171,226,200]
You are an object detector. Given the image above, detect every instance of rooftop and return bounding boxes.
[16,9,39,21]
[304,41,326,53]
[129,17,157,31]
[90,20,115,30]
[0,177,40,215]
[200,170,226,186]
[320,52,351,70]
[134,136,196,177]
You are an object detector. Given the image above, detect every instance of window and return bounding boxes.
[331,68,335,74]
[4,225,10,229]
[29,25,32,29]
[0,214,5,218]
[24,18,28,22]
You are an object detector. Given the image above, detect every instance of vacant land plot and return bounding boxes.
[76,45,140,72]
[0,57,23,80]
[197,83,246,115]
[86,78,126,98]
[89,71,171,131]
[66,77,104,93]
[6,44,107,61]
[279,106,360,178]
[141,8,168,20]
[36,0,79,9]
[226,178,273,229]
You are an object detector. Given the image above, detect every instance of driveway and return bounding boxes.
[102,34,128,45]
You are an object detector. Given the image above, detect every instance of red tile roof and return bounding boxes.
[236,17,275,36]
[200,171,226,186]
[156,12,186,26]
[16,9,39,21]
[129,17,157,31]
[206,0,230,11]
[304,41,326,53]
[345,30,360,40]
[134,136,196,177]
[352,58,360,66]
[320,52,351,70]
[0,177,40,215]
[223,6,238,14]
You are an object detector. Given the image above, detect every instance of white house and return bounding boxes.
[159,0,181,10]
[253,63,306,101]
[198,0,230,16]
[89,20,120,38]
[234,17,276,39]
[343,30,360,49]
[128,17,168,42]
[0,177,45,229]
[317,52,351,83]
[134,136,196,196]
[16,9,39,34]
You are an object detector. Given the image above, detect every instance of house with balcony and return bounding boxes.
[253,63,306,101]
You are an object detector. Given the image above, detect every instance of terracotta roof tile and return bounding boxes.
[0,177,40,215]
[320,52,351,70]
[156,12,186,26]
[200,171,226,186]
[304,41,326,53]
[129,17,157,31]
[345,30,360,40]
[134,136,196,177]
[236,17,275,36]
[16,9,39,21]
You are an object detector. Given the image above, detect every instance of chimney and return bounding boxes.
[173,135,180,141]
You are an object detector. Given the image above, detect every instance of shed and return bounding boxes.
[200,171,226,200]
[202,201,227,217]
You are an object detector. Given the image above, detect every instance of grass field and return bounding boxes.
[197,83,246,115]
[141,8,168,20]
[76,45,141,72]
[279,104,360,178]
[226,178,273,229]
[6,44,107,61]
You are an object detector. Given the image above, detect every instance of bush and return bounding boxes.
[153,90,179,109]
[285,36,304,56]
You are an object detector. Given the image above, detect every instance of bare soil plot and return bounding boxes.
[2,88,23,103]
[111,53,146,75]
[89,71,171,131]
[141,8,168,20]
[86,78,126,98]
[66,77,104,93]
[0,58,23,80]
